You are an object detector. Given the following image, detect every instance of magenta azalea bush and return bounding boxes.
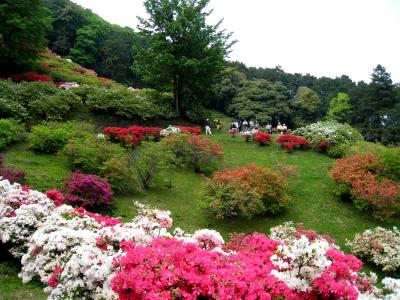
[64,172,113,208]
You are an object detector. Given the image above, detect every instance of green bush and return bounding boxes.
[28,121,93,153]
[0,119,25,150]
[160,134,223,175]
[62,135,131,192]
[339,141,387,157]
[131,141,173,189]
[380,147,400,181]
[86,87,174,120]
[204,164,288,219]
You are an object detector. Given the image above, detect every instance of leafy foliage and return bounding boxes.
[0,0,52,68]
[204,164,288,219]
[161,134,223,175]
[0,119,25,150]
[134,0,233,117]
[253,132,272,145]
[28,121,92,153]
[290,86,322,127]
[327,92,352,123]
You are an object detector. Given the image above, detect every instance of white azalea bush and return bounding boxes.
[293,121,363,157]
[160,125,181,137]
[347,227,400,272]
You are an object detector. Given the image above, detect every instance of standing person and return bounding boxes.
[282,124,288,134]
[216,119,222,133]
[277,122,283,134]
[255,120,259,129]
[249,120,254,130]
[234,120,239,129]
[205,119,212,135]
[266,123,272,134]
[242,120,248,131]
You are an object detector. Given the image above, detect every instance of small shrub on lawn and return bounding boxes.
[131,141,174,189]
[62,135,131,192]
[347,226,400,272]
[330,154,399,221]
[161,134,223,175]
[204,164,288,219]
[28,121,93,153]
[0,153,25,184]
[276,134,309,152]
[379,147,400,182]
[254,132,272,145]
[103,125,162,146]
[0,119,25,150]
[64,172,113,208]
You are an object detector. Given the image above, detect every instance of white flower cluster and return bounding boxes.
[270,235,332,292]
[269,221,297,242]
[0,179,226,299]
[160,125,181,136]
[359,277,400,300]
[293,120,363,146]
[347,227,400,272]
[58,82,79,90]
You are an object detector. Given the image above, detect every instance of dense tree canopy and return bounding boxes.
[0,0,52,71]
[290,87,321,127]
[134,0,233,117]
[327,92,352,123]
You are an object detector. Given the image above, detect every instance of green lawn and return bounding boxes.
[2,133,399,296]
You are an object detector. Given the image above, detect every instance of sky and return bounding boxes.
[70,0,400,83]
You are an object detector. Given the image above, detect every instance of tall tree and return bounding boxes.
[134,0,233,117]
[291,86,321,127]
[0,0,52,71]
[327,92,352,123]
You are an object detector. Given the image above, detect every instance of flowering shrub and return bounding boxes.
[293,121,363,157]
[228,127,238,136]
[204,164,288,219]
[276,134,309,152]
[240,129,258,142]
[161,134,223,174]
[347,227,400,272]
[1,167,26,184]
[175,125,201,135]
[254,132,272,145]
[103,125,162,146]
[56,82,79,90]
[0,179,388,299]
[330,154,399,221]
[45,190,64,207]
[10,72,53,83]
[64,173,113,208]
[159,125,181,137]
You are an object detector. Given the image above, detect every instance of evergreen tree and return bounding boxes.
[134,0,233,117]
[0,0,52,70]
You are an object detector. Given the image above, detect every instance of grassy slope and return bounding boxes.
[2,133,399,296]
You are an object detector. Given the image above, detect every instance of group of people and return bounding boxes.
[205,118,289,135]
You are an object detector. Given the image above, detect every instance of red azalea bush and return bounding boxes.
[103,125,162,146]
[72,207,121,227]
[112,236,370,300]
[64,172,113,208]
[254,132,272,145]
[204,164,288,219]
[330,154,399,221]
[276,134,309,152]
[10,72,53,83]
[175,125,201,135]
[318,139,329,152]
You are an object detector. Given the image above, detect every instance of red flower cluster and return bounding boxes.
[318,139,330,152]
[47,266,62,287]
[175,126,201,135]
[45,189,64,207]
[187,134,224,158]
[331,154,399,221]
[276,134,309,152]
[10,72,53,83]
[111,236,369,300]
[103,126,162,145]
[254,132,272,145]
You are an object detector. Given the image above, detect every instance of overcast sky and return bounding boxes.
[71,0,400,83]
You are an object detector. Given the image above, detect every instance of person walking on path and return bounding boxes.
[205,119,212,135]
